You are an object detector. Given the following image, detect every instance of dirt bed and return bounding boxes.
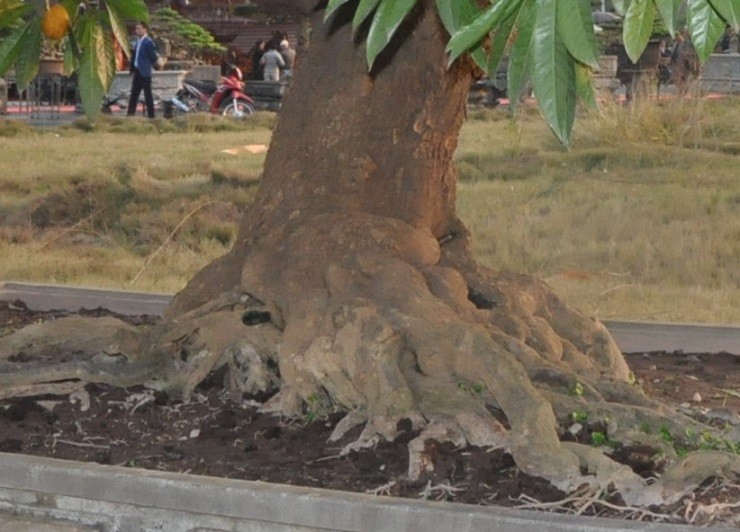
[0,300,738,527]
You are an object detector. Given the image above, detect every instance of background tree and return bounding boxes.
[151,7,225,61]
[1,0,738,507]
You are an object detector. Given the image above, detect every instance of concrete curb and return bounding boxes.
[1,453,732,532]
[1,281,738,355]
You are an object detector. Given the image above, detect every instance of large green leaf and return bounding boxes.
[0,0,30,30]
[612,0,628,16]
[352,0,381,35]
[324,0,354,22]
[687,0,727,62]
[653,0,682,36]
[436,0,480,34]
[574,61,597,110]
[556,0,599,68]
[623,0,656,63]
[105,0,131,59]
[436,0,489,69]
[0,19,28,75]
[103,0,149,23]
[709,0,739,30]
[446,0,525,64]
[77,14,114,123]
[507,0,536,114]
[14,18,41,89]
[366,0,417,69]
[487,9,518,76]
[531,0,575,146]
[63,38,77,74]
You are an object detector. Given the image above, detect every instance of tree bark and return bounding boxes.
[168,0,470,317]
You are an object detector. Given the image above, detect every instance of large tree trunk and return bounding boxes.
[160,0,640,495]
[168,2,469,317]
[3,0,737,506]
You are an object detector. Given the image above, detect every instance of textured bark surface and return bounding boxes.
[0,0,737,506]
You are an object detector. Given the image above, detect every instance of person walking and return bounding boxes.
[249,40,265,80]
[127,22,158,118]
[260,43,285,82]
[279,39,296,81]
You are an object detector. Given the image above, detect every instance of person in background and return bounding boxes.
[222,48,239,77]
[279,39,296,81]
[260,42,285,82]
[720,25,738,53]
[127,21,157,118]
[670,28,700,94]
[249,40,266,80]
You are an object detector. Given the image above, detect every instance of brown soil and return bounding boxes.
[1,300,738,526]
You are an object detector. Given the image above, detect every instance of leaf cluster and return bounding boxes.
[0,0,150,123]
[152,8,225,57]
[324,0,738,147]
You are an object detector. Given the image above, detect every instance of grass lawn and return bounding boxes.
[1,96,738,324]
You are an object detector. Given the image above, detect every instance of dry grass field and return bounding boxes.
[0,96,738,324]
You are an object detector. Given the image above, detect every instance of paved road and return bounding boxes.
[1,281,738,355]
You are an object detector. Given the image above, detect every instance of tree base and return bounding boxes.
[1,212,738,505]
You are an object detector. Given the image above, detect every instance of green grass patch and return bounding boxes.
[0,96,738,324]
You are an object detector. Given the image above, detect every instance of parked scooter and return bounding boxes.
[171,66,254,118]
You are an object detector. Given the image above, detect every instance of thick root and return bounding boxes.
[0,316,162,392]
[1,212,736,507]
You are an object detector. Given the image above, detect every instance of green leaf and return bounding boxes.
[687,0,727,62]
[446,0,525,64]
[0,19,28,75]
[531,0,576,147]
[654,0,682,36]
[575,61,597,110]
[436,0,480,34]
[623,0,656,63]
[556,0,599,68]
[63,38,77,73]
[14,18,42,90]
[103,0,149,23]
[612,0,628,16]
[487,10,518,76]
[0,0,31,30]
[507,0,536,114]
[352,0,381,35]
[77,14,115,123]
[436,0,488,68]
[324,0,354,21]
[708,0,739,31]
[105,0,131,60]
[366,0,417,69]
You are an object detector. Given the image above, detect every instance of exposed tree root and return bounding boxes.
[0,212,737,507]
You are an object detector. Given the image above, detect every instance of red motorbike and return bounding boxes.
[171,66,254,118]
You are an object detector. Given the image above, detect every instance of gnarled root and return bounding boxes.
[1,212,736,506]
[0,316,162,397]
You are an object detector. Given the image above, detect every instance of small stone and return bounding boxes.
[189,428,201,439]
[692,392,702,403]
[568,423,583,435]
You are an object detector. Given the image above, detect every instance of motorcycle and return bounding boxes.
[171,66,254,118]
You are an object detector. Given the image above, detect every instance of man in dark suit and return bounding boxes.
[127,22,157,118]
